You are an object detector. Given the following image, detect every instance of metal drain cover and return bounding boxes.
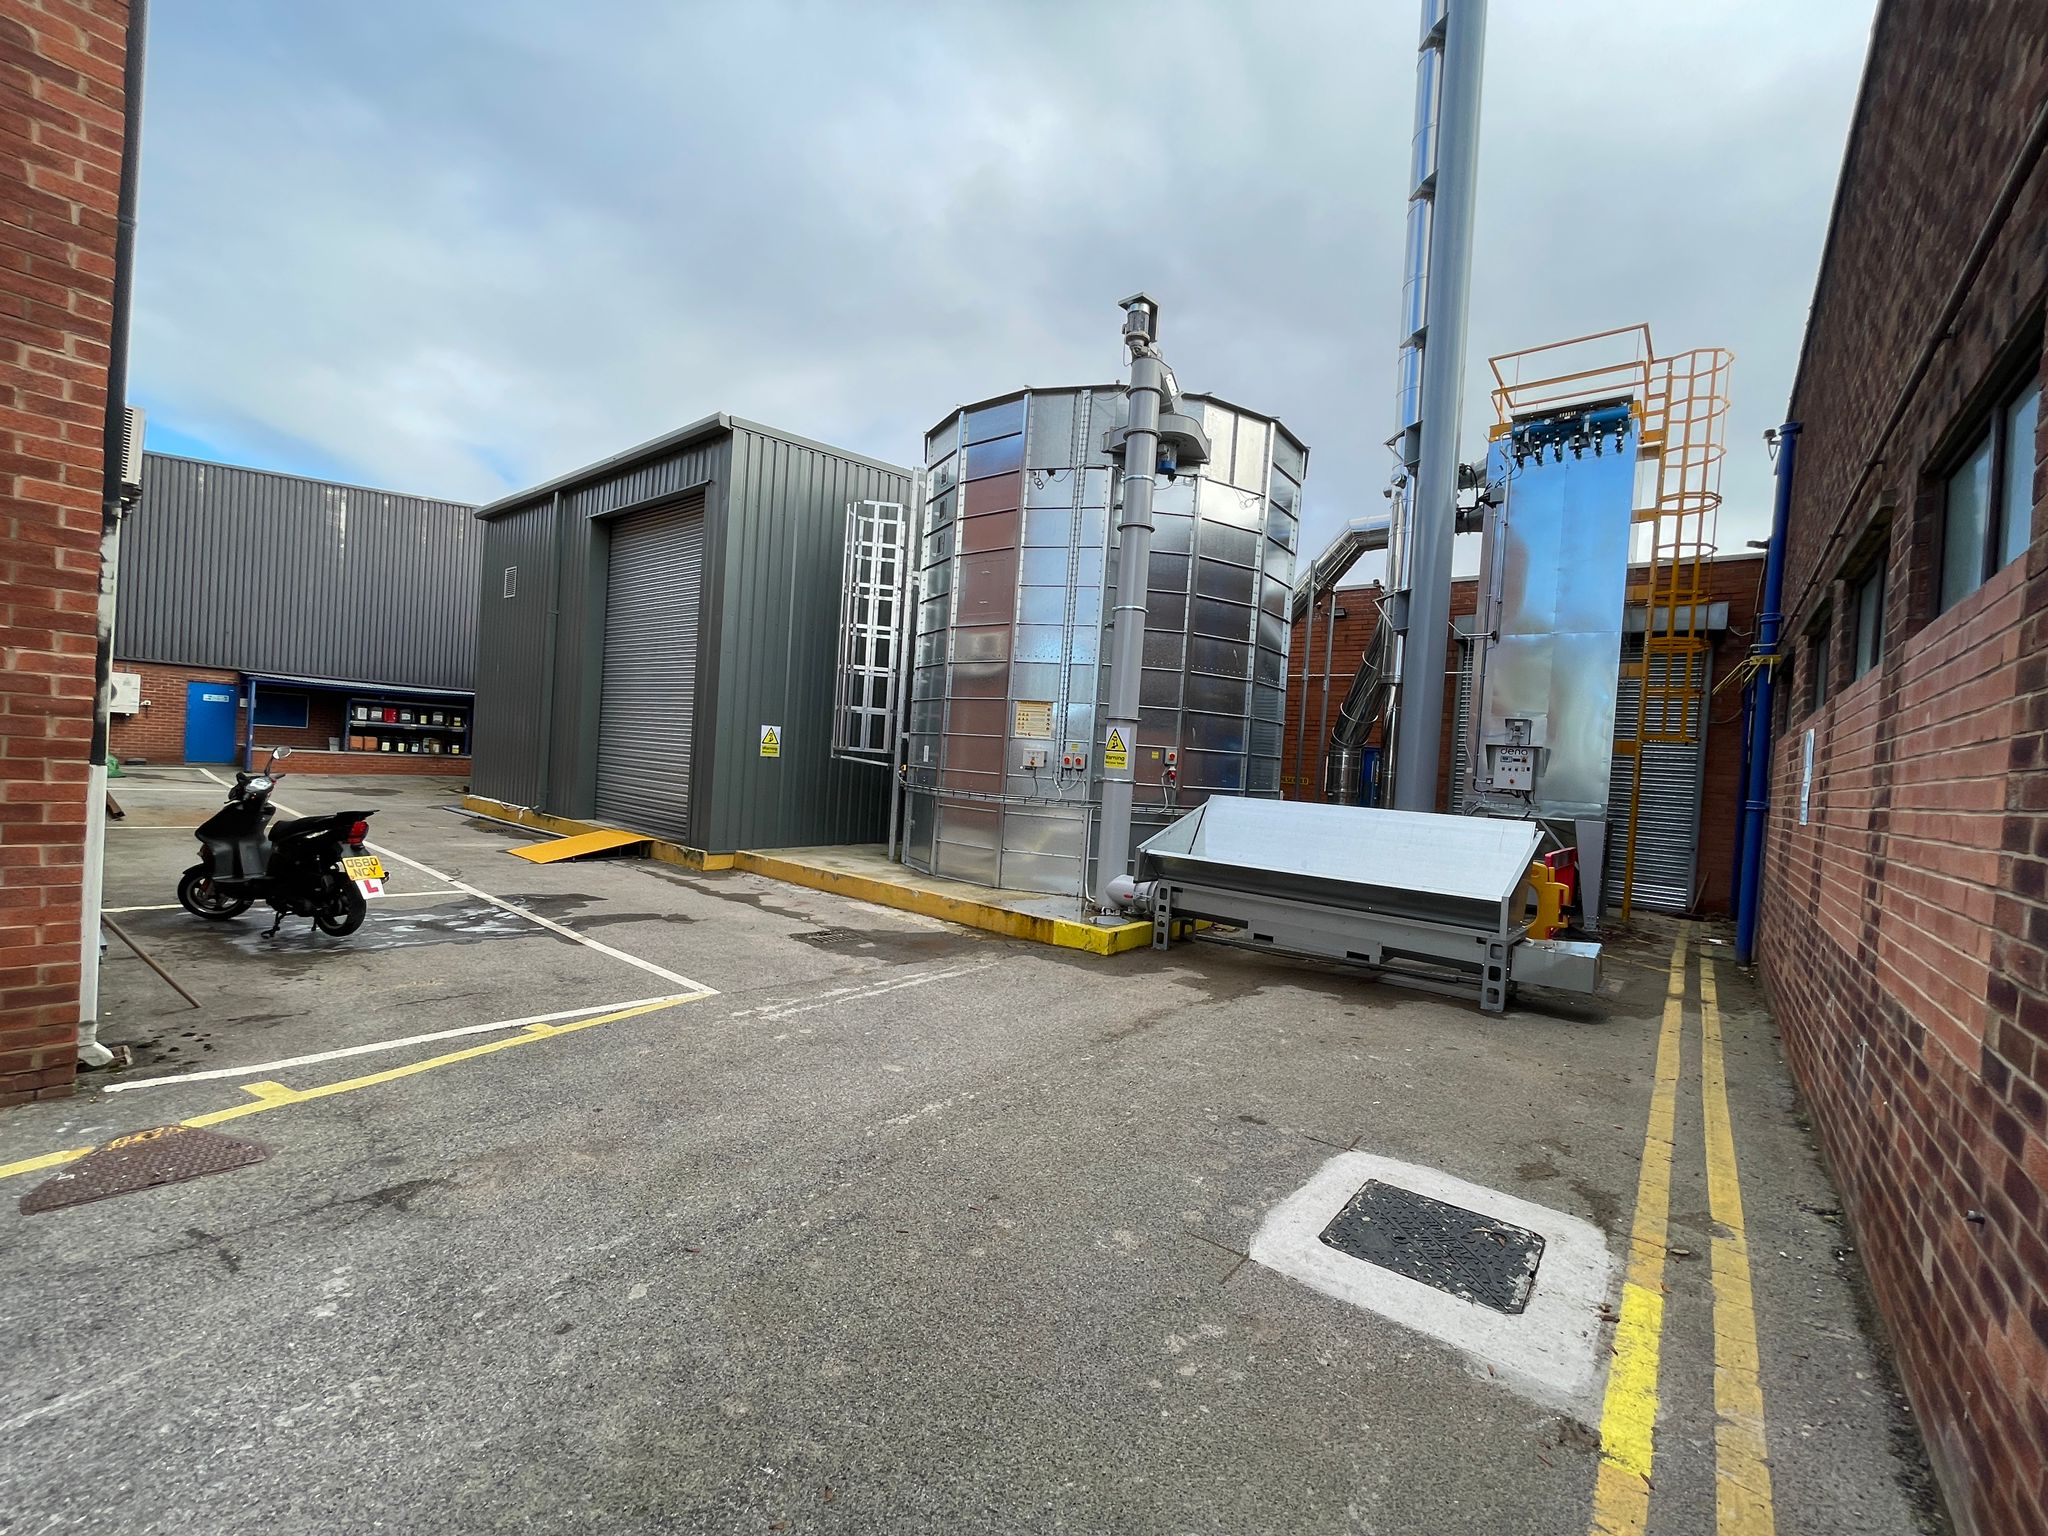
[1317,1179,1546,1314]
[20,1126,270,1215]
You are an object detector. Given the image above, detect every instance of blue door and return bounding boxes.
[184,681,238,763]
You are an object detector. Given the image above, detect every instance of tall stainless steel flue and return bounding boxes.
[1093,294,1166,907]
[1387,0,1487,811]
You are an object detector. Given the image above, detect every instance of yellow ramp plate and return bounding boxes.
[508,828,650,863]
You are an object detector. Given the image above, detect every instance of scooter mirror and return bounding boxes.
[267,747,294,767]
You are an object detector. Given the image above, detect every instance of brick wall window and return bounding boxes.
[1938,368,2040,611]
[1851,563,1885,679]
[1807,606,1833,713]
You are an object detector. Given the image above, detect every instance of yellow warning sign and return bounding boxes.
[1102,727,1128,771]
[760,725,781,759]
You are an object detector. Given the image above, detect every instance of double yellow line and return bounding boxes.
[1590,930,1776,1535]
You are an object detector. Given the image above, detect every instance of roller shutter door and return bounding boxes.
[1451,636,1474,813]
[594,498,704,840]
[1605,640,1709,912]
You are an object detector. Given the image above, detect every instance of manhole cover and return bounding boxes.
[1317,1179,1546,1314]
[19,1126,270,1215]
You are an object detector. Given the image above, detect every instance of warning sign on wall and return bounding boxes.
[1102,727,1128,771]
[760,725,782,759]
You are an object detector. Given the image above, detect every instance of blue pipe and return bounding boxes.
[1731,680,1754,908]
[1735,421,1801,965]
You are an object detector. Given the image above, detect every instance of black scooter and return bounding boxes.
[177,748,386,938]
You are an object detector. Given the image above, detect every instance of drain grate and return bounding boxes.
[19,1125,270,1215]
[1317,1179,1546,1314]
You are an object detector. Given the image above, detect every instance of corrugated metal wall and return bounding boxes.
[470,421,910,852]
[115,453,480,690]
[705,426,912,852]
[471,500,555,804]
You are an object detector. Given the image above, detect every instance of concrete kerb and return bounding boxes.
[458,794,1151,957]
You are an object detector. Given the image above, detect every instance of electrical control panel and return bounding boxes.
[1021,748,1047,770]
[1062,742,1088,771]
[1489,744,1536,792]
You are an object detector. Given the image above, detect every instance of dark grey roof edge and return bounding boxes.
[143,451,477,513]
[474,412,913,520]
[922,385,1309,465]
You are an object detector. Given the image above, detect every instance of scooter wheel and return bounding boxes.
[178,865,252,920]
[314,881,368,937]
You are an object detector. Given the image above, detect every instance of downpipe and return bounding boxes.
[1734,421,1800,966]
[78,0,148,1070]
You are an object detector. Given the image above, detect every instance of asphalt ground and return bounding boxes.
[0,768,1943,1535]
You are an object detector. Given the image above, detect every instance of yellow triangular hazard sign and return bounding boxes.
[1103,728,1128,769]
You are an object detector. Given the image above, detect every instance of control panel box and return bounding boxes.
[1488,744,1536,792]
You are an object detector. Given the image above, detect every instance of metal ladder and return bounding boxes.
[1617,347,1732,919]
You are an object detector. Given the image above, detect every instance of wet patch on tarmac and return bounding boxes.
[789,924,979,965]
[115,902,560,960]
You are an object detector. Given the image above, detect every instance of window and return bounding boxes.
[1808,609,1832,713]
[252,689,310,729]
[1852,564,1885,679]
[1940,372,2040,611]
[1999,381,2039,568]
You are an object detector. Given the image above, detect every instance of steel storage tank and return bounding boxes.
[901,386,1307,896]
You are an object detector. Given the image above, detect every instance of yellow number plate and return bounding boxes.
[343,856,386,881]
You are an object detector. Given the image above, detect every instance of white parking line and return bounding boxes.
[173,782,715,998]
[99,995,706,1092]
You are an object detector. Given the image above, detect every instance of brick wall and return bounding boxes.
[1283,554,1762,913]
[109,661,470,774]
[0,0,128,1108]
[106,659,238,762]
[1759,4,2048,1532]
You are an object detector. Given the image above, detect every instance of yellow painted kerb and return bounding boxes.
[732,851,1154,956]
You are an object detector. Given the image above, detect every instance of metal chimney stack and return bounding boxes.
[1383,0,1486,811]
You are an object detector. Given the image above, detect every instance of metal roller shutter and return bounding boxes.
[1451,636,1474,813]
[1606,640,1709,912]
[595,497,705,840]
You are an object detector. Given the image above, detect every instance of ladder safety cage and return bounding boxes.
[832,497,916,762]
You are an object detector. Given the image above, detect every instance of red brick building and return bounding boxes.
[1758,4,2046,1532]
[1284,552,1764,915]
[0,0,131,1107]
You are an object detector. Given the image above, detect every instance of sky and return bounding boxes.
[129,1,1877,567]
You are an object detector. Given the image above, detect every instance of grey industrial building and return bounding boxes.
[110,453,482,772]
[470,415,913,853]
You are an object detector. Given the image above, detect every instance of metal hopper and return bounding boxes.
[1128,797,1599,1012]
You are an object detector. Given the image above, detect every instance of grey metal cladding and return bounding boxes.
[114,453,481,690]
[471,500,554,804]
[706,425,913,853]
[471,416,910,852]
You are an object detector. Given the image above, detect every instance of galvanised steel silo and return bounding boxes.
[901,386,1307,896]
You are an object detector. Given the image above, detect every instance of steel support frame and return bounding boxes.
[1144,876,1521,1013]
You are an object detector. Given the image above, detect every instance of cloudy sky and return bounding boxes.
[129,1,1875,560]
